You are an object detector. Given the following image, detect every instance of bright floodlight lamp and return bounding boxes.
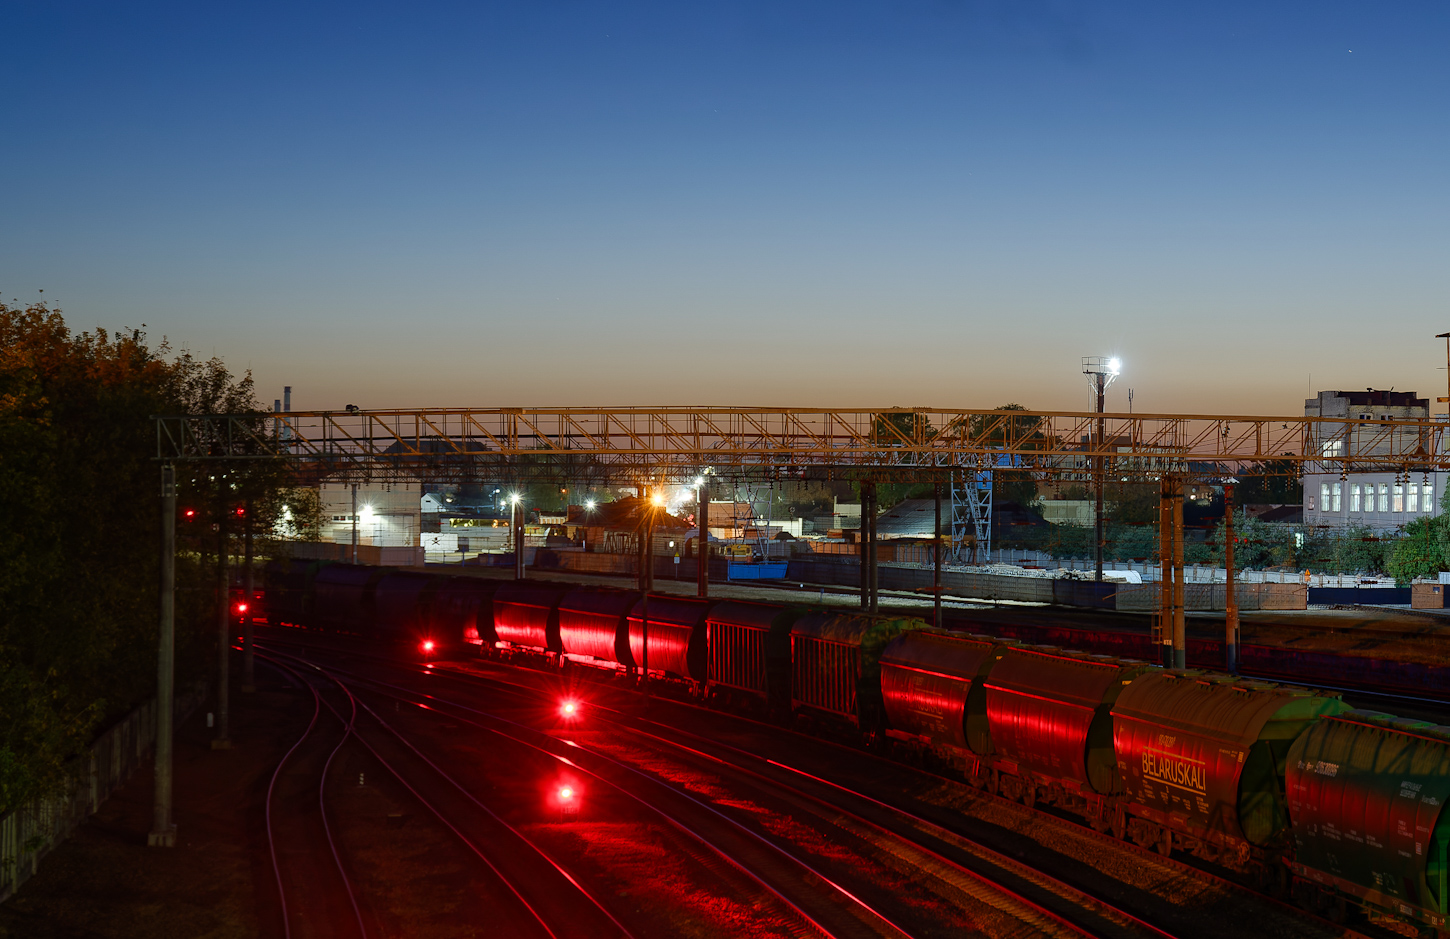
[1082,356,1121,389]
[510,493,521,505]
[651,493,665,507]
[693,476,704,488]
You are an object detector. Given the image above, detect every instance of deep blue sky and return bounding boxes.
[4,2,1446,414]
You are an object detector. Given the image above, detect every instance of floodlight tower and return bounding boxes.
[1082,356,1121,582]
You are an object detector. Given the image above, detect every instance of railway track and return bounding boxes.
[258,652,637,939]
[265,640,1212,939]
[255,630,1383,939]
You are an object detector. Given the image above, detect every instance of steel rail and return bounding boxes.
[259,658,367,939]
[259,652,628,939]
[268,647,903,939]
[395,659,1161,939]
[255,633,1377,939]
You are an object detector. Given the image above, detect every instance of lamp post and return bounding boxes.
[695,476,708,599]
[511,493,524,580]
[1437,332,1450,420]
[1082,356,1121,582]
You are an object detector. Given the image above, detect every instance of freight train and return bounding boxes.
[266,559,1450,936]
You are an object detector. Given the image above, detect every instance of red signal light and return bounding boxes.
[559,698,580,719]
[558,786,574,801]
[182,508,196,520]
[234,602,249,614]
[234,506,246,517]
[421,640,436,653]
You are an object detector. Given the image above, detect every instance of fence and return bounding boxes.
[1,684,206,903]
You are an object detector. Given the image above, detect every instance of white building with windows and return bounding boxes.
[320,479,423,547]
[1302,390,1442,530]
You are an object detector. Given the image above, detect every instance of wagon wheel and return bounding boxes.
[1157,827,1173,857]
[1022,783,1036,809]
[1110,807,1126,840]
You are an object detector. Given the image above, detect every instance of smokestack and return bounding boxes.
[274,398,281,414]
[283,386,291,412]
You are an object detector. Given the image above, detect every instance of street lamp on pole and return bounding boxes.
[1082,356,1121,583]
[1436,332,1450,421]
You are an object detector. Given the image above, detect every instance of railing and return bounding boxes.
[0,684,206,903]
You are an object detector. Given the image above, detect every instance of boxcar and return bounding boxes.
[1113,671,1348,865]
[705,600,804,714]
[1287,710,1450,930]
[558,587,636,669]
[791,613,925,731]
[313,563,387,635]
[879,630,1005,781]
[983,645,1152,815]
[626,594,715,684]
[492,581,569,655]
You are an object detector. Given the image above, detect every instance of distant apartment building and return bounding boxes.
[1302,390,1442,530]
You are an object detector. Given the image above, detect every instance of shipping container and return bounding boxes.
[984,646,1150,796]
[1113,672,1348,854]
[880,630,1003,764]
[558,587,636,667]
[1287,710,1450,929]
[791,613,925,728]
[492,581,569,653]
[626,594,715,681]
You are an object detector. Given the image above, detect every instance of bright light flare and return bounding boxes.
[421,640,436,654]
[558,785,574,801]
[650,493,665,507]
[559,698,581,719]
[1107,357,1122,375]
[585,499,597,510]
[234,602,249,614]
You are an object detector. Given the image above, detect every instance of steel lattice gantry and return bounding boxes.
[154,405,1450,481]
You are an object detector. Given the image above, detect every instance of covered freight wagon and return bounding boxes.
[879,630,1003,778]
[1287,711,1450,931]
[558,587,636,668]
[431,576,500,648]
[492,581,569,654]
[705,601,804,713]
[983,646,1151,811]
[627,594,714,683]
[312,563,387,635]
[264,558,329,629]
[1113,671,1347,863]
[791,613,924,730]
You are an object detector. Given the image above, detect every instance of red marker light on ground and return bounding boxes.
[559,699,579,718]
[235,602,248,614]
[421,640,436,654]
[559,786,573,801]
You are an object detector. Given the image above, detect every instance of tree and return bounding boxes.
[0,303,263,814]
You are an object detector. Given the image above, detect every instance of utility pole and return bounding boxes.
[350,483,359,564]
[696,479,709,599]
[934,481,943,629]
[242,497,255,693]
[1224,483,1239,674]
[513,495,525,580]
[149,464,177,847]
[641,491,656,698]
[1437,332,1450,420]
[1082,357,1121,583]
[213,491,231,750]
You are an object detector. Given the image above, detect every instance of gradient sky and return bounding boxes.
[4,2,1447,415]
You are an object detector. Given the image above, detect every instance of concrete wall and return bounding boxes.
[1115,582,1308,612]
